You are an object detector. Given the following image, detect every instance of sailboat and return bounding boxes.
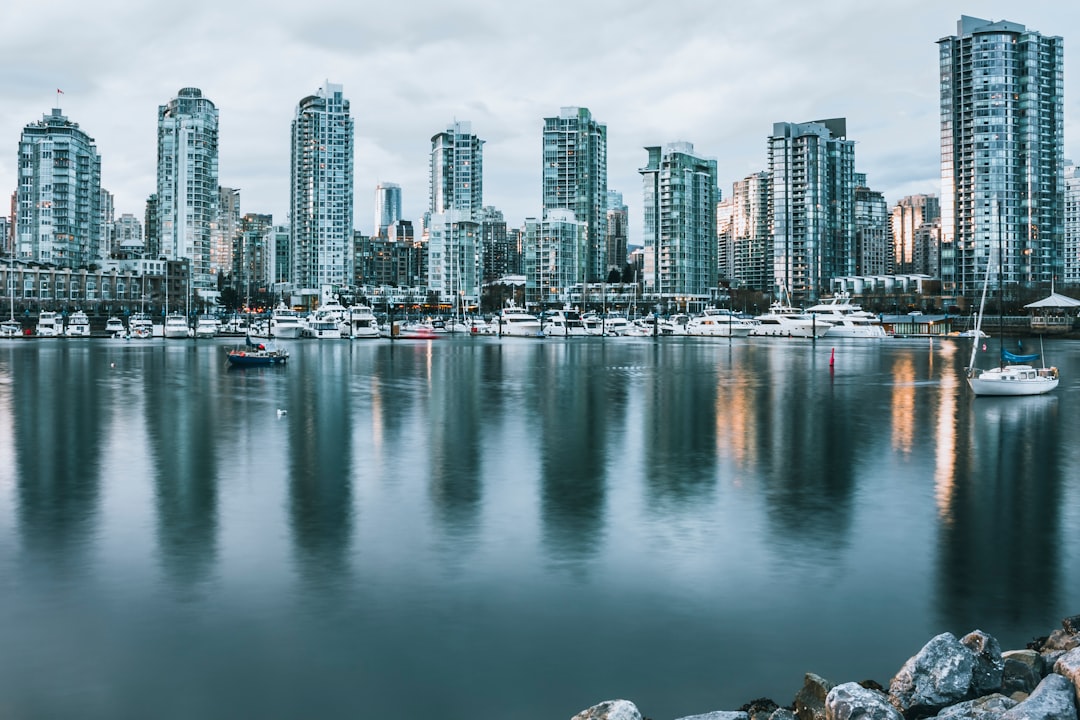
[1,257,21,337]
[965,205,1058,397]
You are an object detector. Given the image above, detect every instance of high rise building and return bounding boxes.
[1065,161,1080,285]
[15,108,102,268]
[431,122,483,216]
[605,191,628,278]
[374,183,402,238]
[726,172,771,292]
[768,118,855,303]
[542,107,608,283]
[854,182,891,276]
[213,187,240,276]
[427,211,480,305]
[892,195,941,275]
[156,87,219,296]
[524,209,583,309]
[479,207,511,282]
[269,224,290,289]
[939,16,1064,296]
[639,143,718,304]
[428,122,483,302]
[100,189,114,258]
[290,81,354,293]
[113,213,144,256]
[236,213,273,297]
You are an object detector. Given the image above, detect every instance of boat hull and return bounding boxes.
[967,365,1059,396]
[226,349,289,366]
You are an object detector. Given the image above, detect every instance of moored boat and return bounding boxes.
[226,337,289,366]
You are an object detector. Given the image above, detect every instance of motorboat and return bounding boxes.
[749,303,832,338]
[804,293,887,338]
[63,311,91,337]
[129,313,153,339]
[269,306,305,339]
[311,300,349,335]
[392,321,440,339]
[542,307,588,337]
[36,311,59,337]
[1,318,21,337]
[301,313,342,339]
[346,305,381,339]
[491,304,544,337]
[163,313,190,338]
[105,316,126,338]
[195,316,219,338]
[685,309,754,338]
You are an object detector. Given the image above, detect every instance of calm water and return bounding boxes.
[0,335,1078,719]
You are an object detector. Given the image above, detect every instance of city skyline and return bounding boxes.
[1,1,1077,246]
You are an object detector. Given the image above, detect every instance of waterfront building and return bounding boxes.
[507,226,524,276]
[427,211,480,306]
[430,122,483,216]
[543,107,608,284]
[144,193,160,258]
[1,258,166,314]
[768,118,856,303]
[269,224,291,290]
[1066,161,1080,285]
[428,121,483,303]
[854,179,891,276]
[479,207,512,282]
[0,217,10,254]
[892,195,940,275]
[290,81,354,294]
[524,209,583,309]
[605,191,628,279]
[100,189,114,259]
[639,143,719,306]
[15,108,102,269]
[156,87,219,297]
[213,187,240,276]
[938,16,1064,297]
[113,213,144,256]
[374,182,402,238]
[726,171,771,292]
[235,213,272,301]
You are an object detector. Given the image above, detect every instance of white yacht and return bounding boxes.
[311,300,349,336]
[750,303,832,338]
[105,316,126,338]
[346,305,381,339]
[128,313,153,339]
[163,313,191,339]
[543,308,589,337]
[63,311,91,337]
[269,306,305,339]
[491,304,544,337]
[1,318,21,337]
[685,309,754,338]
[36,311,60,337]
[301,310,342,339]
[805,293,888,339]
[195,316,219,338]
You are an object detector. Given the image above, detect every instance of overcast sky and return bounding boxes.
[2,0,1077,246]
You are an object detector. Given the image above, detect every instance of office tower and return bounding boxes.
[290,81,354,292]
[156,87,219,296]
[479,207,511,282]
[892,195,941,275]
[1065,162,1080,285]
[854,183,890,276]
[542,107,608,283]
[524,209,583,309]
[213,187,240,276]
[430,122,483,215]
[726,172,771,291]
[639,142,718,304]
[605,191,628,279]
[113,213,144,255]
[768,118,855,302]
[15,108,102,268]
[374,183,402,238]
[939,16,1064,296]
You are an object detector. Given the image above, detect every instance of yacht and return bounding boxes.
[36,311,60,337]
[749,303,832,338]
[195,316,219,338]
[491,304,544,337]
[269,306,305,339]
[346,305,380,339]
[301,310,342,339]
[542,307,589,337]
[129,313,153,339]
[64,311,91,337]
[685,309,755,338]
[163,313,191,339]
[311,300,349,336]
[1,318,21,337]
[805,293,888,339]
[105,316,126,338]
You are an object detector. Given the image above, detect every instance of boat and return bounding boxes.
[542,307,589,337]
[269,305,305,339]
[685,308,754,338]
[195,315,219,338]
[163,313,191,339]
[2,264,19,337]
[346,305,381,339]
[804,293,888,338]
[392,320,440,339]
[36,311,60,337]
[301,312,343,339]
[491,302,544,337]
[129,313,153,340]
[226,335,289,366]
[105,316,126,338]
[965,206,1058,397]
[749,303,832,338]
[63,311,91,337]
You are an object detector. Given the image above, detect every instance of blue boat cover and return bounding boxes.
[1002,348,1039,363]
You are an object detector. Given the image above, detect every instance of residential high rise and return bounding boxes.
[1065,161,1080,285]
[605,191,628,278]
[939,16,1064,296]
[892,195,941,275]
[113,213,144,255]
[290,81,354,293]
[854,182,891,276]
[15,108,102,268]
[213,187,240,276]
[639,143,718,304]
[524,209,583,309]
[430,122,483,216]
[768,118,855,303]
[156,87,219,296]
[374,183,402,238]
[726,172,771,292]
[427,210,480,305]
[428,122,483,302]
[235,213,273,298]
[100,189,114,258]
[542,107,608,283]
[479,207,511,282]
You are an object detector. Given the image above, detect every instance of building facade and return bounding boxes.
[1065,161,1080,285]
[479,207,512,282]
[768,118,856,303]
[726,171,771,292]
[156,88,219,296]
[891,195,941,275]
[374,182,402,238]
[854,181,891,276]
[938,16,1064,297]
[542,107,608,284]
[113,213,144,256]
[524,209,583,309]
[290,81,354,293]
[430,122,483,216]
[605,191,628,278]
[15,108,102,269]
[213,187,240,277]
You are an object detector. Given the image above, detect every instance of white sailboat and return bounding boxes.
[2,258,20,337]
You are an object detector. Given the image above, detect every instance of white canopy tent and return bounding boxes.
[1024,292,1080,309]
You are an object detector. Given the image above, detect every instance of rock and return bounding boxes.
[571,700,642,720]
[826,682,904,720]
[960,631,1003,695]
[1040,630,1078,654]
[771,710,798,720]
[998,674,1076,720]
[1060,615,1080,635]
[795,673,835,720]
[889,632,976,717]
[1001,650,1044,695]
[1052,647,1080,704]
[741,698,780,720]
[674,713,748,720]
[934,693,1018,720]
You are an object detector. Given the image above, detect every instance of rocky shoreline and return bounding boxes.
[573,616,1080,720]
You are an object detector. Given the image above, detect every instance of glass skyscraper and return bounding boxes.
[290,81,354,293]
[938,16,1064,297]
[374,182,402,238]
[157,88,219,296]
[428,121,484,303]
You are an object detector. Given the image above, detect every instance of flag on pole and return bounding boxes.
[57,89,64,94]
